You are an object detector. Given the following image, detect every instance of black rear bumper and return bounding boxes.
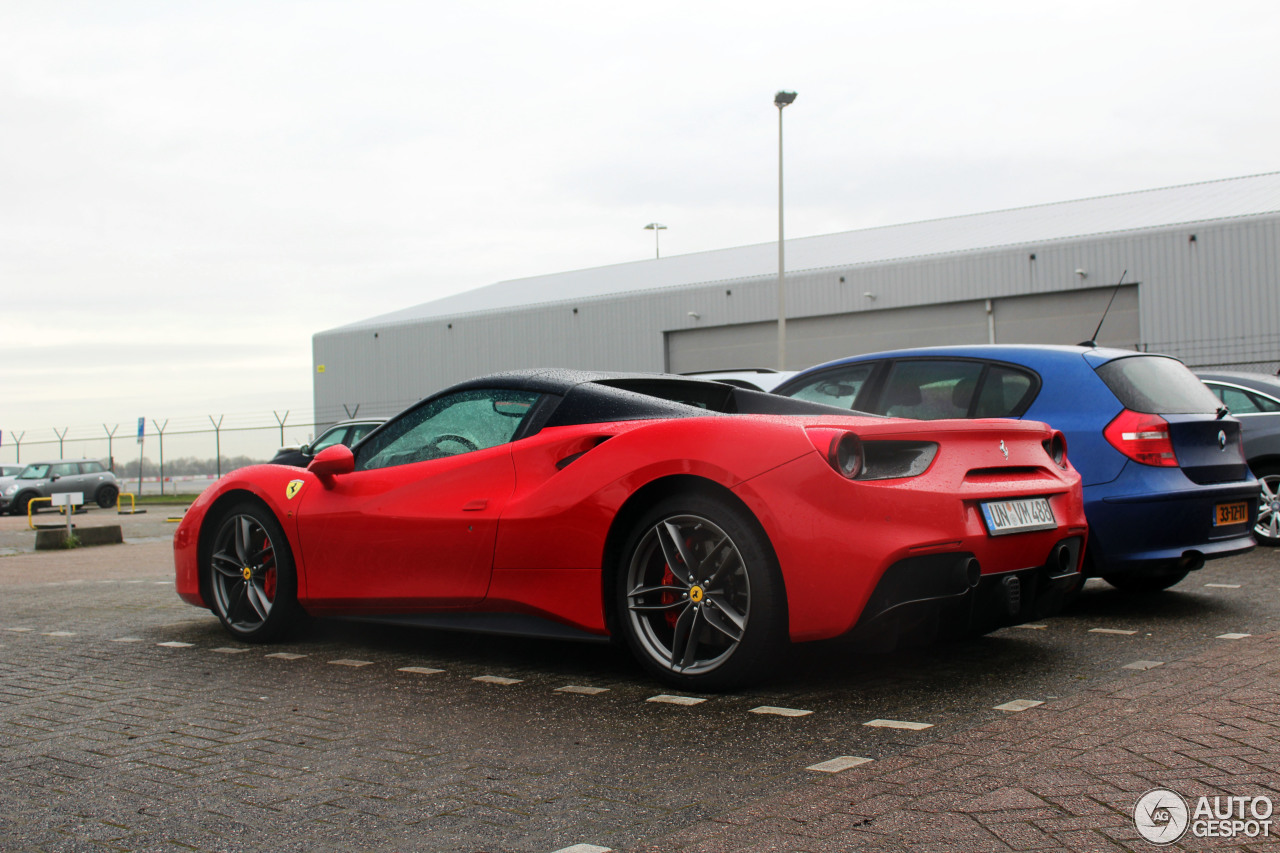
[846,536,1084,646]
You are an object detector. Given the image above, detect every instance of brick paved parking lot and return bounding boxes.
[1,510,1278,851]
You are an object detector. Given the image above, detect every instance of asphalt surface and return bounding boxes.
[1,508,1278,851]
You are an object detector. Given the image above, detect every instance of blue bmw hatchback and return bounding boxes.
[774,345,1258,591]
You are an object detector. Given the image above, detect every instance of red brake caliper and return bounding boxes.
[660,566,678,628]
[261,536,277,602]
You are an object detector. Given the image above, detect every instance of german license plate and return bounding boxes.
[980,497,1057,536]
[1214,501,1249,526]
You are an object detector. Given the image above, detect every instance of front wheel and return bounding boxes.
[206,502,300,642]
[616,494,786,690]
[1254,466,1280,546]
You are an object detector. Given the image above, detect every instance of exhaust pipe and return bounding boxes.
[964,557,982,589]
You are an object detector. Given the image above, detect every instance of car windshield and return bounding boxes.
[19,464,50,479]
[1097,356,1222,414]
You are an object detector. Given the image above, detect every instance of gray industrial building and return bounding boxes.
[312,172,1280,425]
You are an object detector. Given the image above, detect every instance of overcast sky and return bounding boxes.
[3,1,1278,459]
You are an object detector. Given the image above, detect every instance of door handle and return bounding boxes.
[462,499,488,511]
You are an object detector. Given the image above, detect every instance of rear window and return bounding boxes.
[1096,356,1222,414]
[784,363,876,409]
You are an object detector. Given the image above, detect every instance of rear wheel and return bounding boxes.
[206,502,299,642]
[96,485,119,509]
[616,494,786,690]
[1254,466,1280,546]
[1103,567,1189,593]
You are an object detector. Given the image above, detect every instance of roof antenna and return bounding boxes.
[1079,269,1128,347]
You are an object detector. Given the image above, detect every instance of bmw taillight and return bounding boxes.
[1103,409,1178,467]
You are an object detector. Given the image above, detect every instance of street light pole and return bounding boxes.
[643,222,667,259]
[774,90,796,370]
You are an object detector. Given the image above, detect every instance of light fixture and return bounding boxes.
[1075,269,1088,279]
[863,292,876,301]
[688,311,701,320]
[775,90,797,370]
[643,222,667,259]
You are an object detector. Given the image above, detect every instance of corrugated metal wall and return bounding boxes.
[313,215,1280,426]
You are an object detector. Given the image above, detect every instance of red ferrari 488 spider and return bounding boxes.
[174,370,1087,689]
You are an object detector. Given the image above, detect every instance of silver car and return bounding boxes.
[1198,371,1280,545]
[1,459,120,515]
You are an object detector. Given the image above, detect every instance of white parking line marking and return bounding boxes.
[647,694,706,706]
[112,637,144,643]
[864,719,932,730]
[5,627,33,633]
[211,647,250,654]
[1205,583,1242,588]
[153,581,169,585]
[556,685,609,695]
[1123,660,1165,670]
[749,706,812,717]
[1012,623,1048,630]
[266,652,307,660]
[1089,628,1138,635]
[1217,633,1252,640]
[552,845,613,853]
[474,675,522,685]
[994,699,1044,712]
[41,631,77,637]
[156,641,193,648]
[328,659,373,667]
[399,666,445,676]
[807,755,874,773]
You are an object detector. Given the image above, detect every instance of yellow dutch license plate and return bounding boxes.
[1214,501,1249,526]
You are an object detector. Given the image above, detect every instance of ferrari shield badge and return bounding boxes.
[286,480,304,500]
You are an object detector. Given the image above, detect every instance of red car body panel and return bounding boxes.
[175,407,1086,644]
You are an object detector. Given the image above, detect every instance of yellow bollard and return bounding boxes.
[27,497,53,530]
[116,492,138,514]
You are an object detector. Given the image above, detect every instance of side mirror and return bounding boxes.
[308,444,355,483]
[299,443,312,456]
[50,474,61,482]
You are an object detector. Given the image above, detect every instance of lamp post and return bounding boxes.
[774,90,796,370]
[643,222,667,259]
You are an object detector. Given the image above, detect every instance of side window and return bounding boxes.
[51,463,79,478]
[348,423,379,444]
[974,365,1036,418]
[80,462,106,474]
[784,363,876,409]
[357,389,540,471]
[1250,391,1280,413]
[878,360,984,420]
[1218,386,1260,414]
[310,426,350,454]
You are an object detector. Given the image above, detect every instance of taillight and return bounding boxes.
[806,429,863,479]
[1103,409,1178,467]
[1042,430,1068,469]
[806,428,936,480]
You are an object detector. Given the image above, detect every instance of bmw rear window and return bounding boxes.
[1095,356,1222,414]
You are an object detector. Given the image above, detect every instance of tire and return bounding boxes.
[1254,466,1280,546]
[205,502,300,642]
[96,485,119,509]
[615,494,786,690]
[1103,567,1189,593]
[11,492,37,516]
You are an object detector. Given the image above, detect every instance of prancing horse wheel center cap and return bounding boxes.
[242,567,253,581]
[689,585,704,603]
